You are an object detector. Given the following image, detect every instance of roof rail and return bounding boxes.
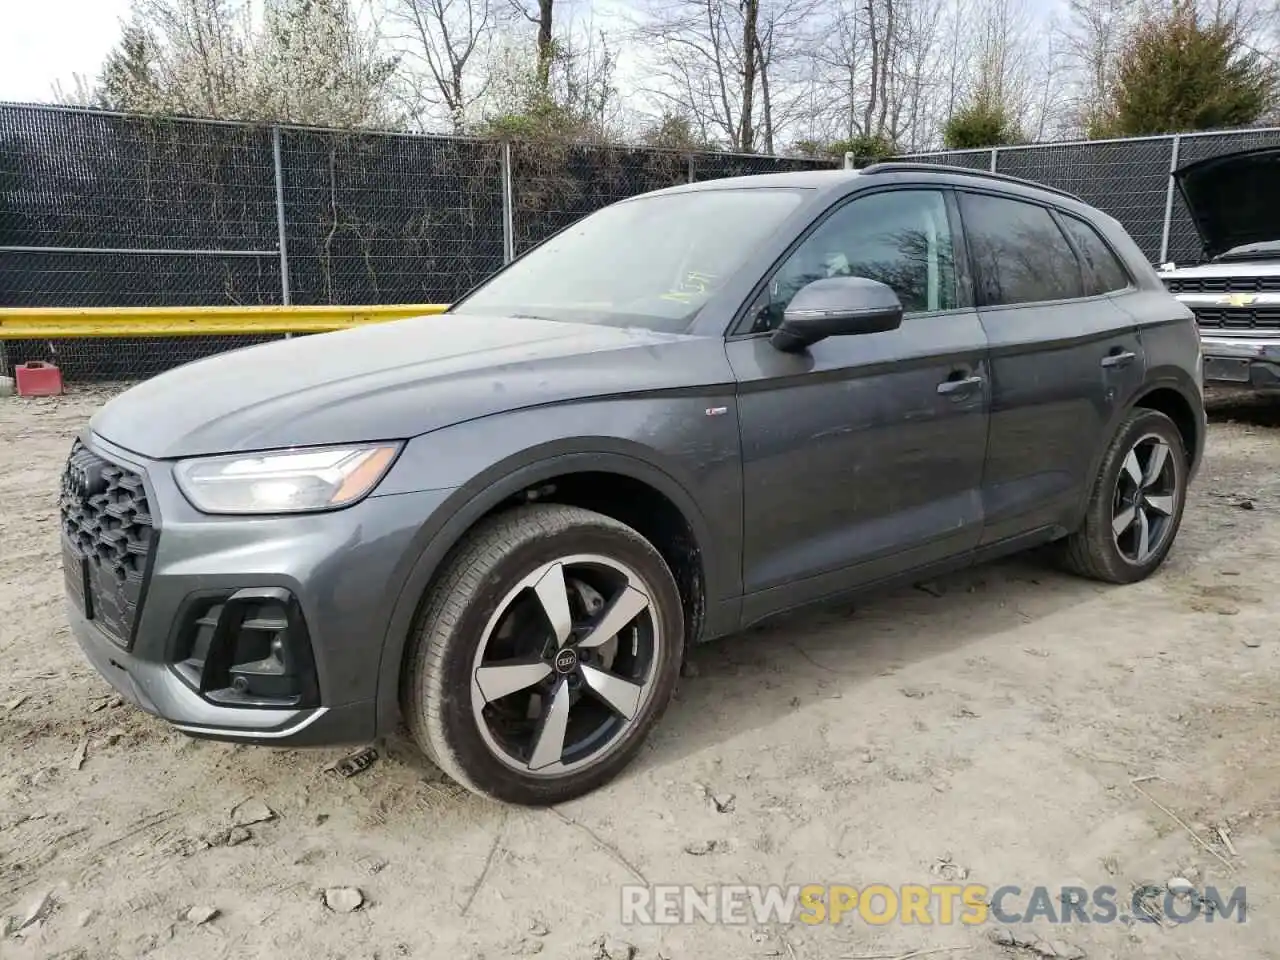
[859,161,1084,203]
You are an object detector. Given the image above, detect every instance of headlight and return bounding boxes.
[174,444,400,515]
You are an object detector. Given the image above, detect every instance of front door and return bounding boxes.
[726,187,990,624]
[956,190,1148,545]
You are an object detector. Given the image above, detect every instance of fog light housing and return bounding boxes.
[172,587,319,709]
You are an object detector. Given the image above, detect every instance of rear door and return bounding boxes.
[958,190,1146,545]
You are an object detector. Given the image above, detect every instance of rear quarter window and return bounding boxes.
[1059,213,1132,295]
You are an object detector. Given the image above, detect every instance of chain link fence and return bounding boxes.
[1,102,837,381]
[902,127,1280,268]
[9,100,1280,382]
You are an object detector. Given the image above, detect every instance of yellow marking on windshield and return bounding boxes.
[661,271,718,303]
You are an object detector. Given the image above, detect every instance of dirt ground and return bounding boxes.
[2,386,1279,960]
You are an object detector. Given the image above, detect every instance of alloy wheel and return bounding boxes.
[469,554,661,777]
[1111,433,1179,565]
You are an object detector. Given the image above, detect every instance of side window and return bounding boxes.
[1060,213,1132,296]
[959,192,1084,305]
[751,189,958,332]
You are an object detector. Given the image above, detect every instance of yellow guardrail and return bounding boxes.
[0,304,450,338]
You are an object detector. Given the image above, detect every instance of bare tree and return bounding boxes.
[556,25,623,135]
[805,0,953,151]
[509,0,556,91]
[387,0,498,131]
[470,11,623,140]
[937,0,972,133]
[632,0,815,152]
[753,0,822,151]
[961,0,1060,136]
[741,0,759,149]
[1059,0,1137,132]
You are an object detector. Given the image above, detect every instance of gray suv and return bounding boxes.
[62,163,1205,805]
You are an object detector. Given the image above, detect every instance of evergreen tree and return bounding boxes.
[942,95,1021,149]
[1098,0,1276,136]
[97,23,163,112]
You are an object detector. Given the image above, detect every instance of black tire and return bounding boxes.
[401,504,684,805]
[1057,408,1189,584]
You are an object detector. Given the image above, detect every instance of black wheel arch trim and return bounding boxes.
[1074,370,1204,532]
[1130,367,1206,466]
[372,449,727,736]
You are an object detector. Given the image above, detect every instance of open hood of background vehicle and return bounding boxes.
[1174,147,1280,258]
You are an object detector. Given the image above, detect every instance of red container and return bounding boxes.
[15,361,64,397]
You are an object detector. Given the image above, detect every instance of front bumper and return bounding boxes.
[62,432,455,746]
[1200,335,1280,389]
[68,599,367,744]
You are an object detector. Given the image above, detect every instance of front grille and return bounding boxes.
[1164,275,1280,294]
[1191,306,1280,330]
[60,440,155,645]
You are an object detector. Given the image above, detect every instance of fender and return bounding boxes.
[371,448,731,736]
[1073,366,1204,532]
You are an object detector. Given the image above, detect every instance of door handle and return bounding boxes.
[1101,350,1137,369]
[936,375,984,396]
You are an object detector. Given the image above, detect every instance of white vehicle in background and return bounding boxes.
[1158,146,1280,390]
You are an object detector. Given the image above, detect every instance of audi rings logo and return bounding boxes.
[65,459,106,500]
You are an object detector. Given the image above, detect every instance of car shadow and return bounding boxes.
[382,476,1253,795]
[642,457,1262,774]
[645,551,1109,768]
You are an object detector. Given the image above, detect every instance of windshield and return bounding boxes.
[451,187,809,332]
[1215,240,1280,262]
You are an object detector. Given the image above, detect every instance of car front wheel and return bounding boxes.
[402,504,684,805]
[1058,407,1189,584]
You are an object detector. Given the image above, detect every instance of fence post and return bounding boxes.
[501,140,516,264]
[271,126,291,307]
[989,147,999,172]
[687,153,695,183]
[1159,134,1181,265]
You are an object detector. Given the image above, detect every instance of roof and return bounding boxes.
[655,168,860,192]
[647,162,1084,205]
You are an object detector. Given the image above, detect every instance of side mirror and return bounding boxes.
[770,276,904,353]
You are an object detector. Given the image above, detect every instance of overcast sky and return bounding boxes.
[0,0,1064,109]
[0,0,132,102]
[0,0,631,105]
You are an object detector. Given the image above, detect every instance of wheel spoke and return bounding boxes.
[579,585,650,649]
[1134,508,1153,563]
[1113,505,1137,537]
[1144,493,1175,516]
[532,561,573,647]
[528,679,572,770]
[1142,441,1170,489]
[474,659,552,704]
[580,664,645,720]
[1122,449,1143,488]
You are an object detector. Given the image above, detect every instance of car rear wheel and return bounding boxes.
[401,504,684,805]
[1057,408,1189,584]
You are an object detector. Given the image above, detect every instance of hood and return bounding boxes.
[1174,147,1280,258]
[90,313,717,459]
